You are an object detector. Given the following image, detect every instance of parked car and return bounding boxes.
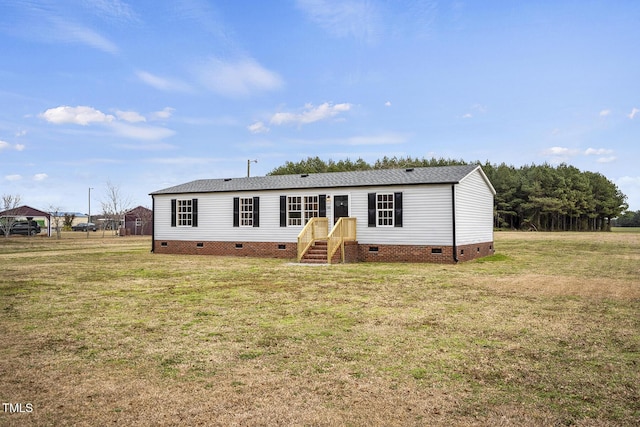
[71,222,97,232]
[0,220,42,236]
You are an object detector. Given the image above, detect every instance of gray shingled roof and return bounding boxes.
[150,164,481,195]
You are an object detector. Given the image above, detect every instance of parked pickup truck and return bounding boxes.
[0,220,42,236]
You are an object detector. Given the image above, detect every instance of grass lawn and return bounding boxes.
[1,231,639,426]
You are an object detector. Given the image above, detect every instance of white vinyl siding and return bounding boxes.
[155,191,314,243]
[354,185,453,245]
[153,169,493,247]
[455,169,494,245]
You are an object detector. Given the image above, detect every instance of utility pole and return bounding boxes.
[87,187,93,238]
[247,159,257,177]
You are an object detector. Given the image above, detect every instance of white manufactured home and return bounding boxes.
[149,164,496,263]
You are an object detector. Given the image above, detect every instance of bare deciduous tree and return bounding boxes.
[101,181,131,237]
[49,206,64,239]
[1,194,23,238]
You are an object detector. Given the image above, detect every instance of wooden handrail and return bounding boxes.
[327,217,357,263]
[297,217,328,261]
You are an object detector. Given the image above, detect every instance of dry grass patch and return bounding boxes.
[1,232,639,426]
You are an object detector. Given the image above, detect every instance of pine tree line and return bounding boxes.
[268,156,629,231]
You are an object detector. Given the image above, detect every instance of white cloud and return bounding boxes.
[41,106,115,125]
[51,18,119,54]
[115,110,146,123]
[0,140,26,151]
[585,148,614,156]
[2,3,120,54]
[136,70,191,92]
[15,130,27,137]
[461,104,487,119]
[544,146,579,156]
[385,101,392,107]
[599,109,611,117]
[543,146,582,164]
[296,0,380,43]
[88,0,138,23]
[248,121,270,134]
[596,156,617,163]
[195,57,283,97]
[149,107,175,121]
[584,148,616,163]
[5,174,22,181]
[628,108,640,119]
[41,105,175,141]
[33,173,48,181]
[270,102,352,126]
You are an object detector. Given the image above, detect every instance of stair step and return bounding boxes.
[300,258,327,264]
[307,249,327,254]
[300,240,329,263]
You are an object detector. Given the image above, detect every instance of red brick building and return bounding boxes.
[123,206,152,236]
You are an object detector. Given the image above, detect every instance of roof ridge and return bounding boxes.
[150,164,481,195]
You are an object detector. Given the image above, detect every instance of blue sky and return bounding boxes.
[1,0,639,213]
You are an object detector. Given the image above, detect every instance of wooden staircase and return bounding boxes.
[300,240,328,264]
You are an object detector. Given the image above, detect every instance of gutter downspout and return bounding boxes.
[451,185,458,263]
[151,195,155,253]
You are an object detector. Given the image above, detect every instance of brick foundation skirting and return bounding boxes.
[153,239,494,264]
[154,240,297,259]
[358,241,495,263]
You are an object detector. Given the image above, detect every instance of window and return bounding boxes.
[288,196,302,226]
[240,197,253,226]
[171,198,198,227]
[135,218,142,227]
[177,199,192,226]
[234,197,259,227]
[304,195,319,224]
[287,195,321,226]
[376,193,394,226]
[368,192,402,227]
[280,195,325,227]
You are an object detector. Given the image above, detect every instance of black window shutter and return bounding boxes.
[280,196,287,227]
[367,193,376,227]
[233,197,240,227]
[191,199,198,227]
[253,197,260,227]
[319,194,326,217]
[170,199,177,227]
[394,192,403,227]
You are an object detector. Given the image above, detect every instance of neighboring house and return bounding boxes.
[0,205,51,236]
[50,212,90,229]
[123,206,152,235]
[149,165,496,264]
